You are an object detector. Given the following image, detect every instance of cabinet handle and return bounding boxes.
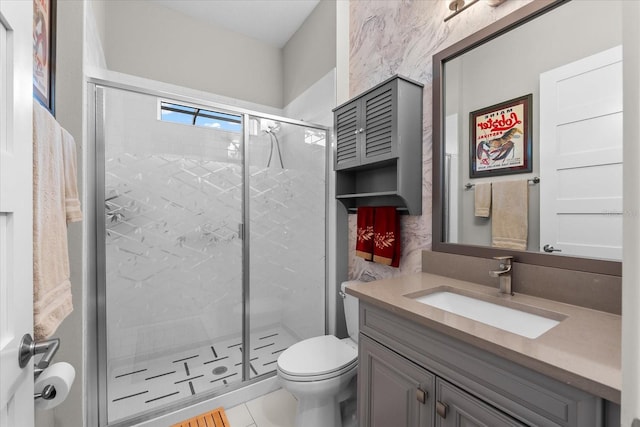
[416,387,428,404]
[354,130,359,135]
[359,128,364,133]
[436,401,448,419]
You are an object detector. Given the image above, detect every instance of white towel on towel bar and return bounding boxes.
[33,100,82,340]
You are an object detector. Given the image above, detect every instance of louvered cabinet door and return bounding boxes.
[360,82,398,166]
[334,101,361,170]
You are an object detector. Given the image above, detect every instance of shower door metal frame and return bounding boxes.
[88,79,331,427]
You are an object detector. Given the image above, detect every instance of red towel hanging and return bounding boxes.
[355,207,375,260]
[372,207,401,268]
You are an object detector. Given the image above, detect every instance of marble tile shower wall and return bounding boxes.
[248,124,326,342]
[347,0,534,281]
[106,144,326,362]
[105,154,244,362]
[103,89,326,364]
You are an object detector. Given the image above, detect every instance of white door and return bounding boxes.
[539,46,623,260]
[0,1,35,426]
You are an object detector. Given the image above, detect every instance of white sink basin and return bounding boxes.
[413,291,562,339]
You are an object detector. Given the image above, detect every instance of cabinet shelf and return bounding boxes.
[336,191,399,199]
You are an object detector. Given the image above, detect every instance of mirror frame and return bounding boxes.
[432,0,622,276]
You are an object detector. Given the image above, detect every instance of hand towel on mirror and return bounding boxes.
[491,179,528,250]
[474,182,492,217]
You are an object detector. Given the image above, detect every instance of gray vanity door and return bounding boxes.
[435,379,526,427]
[359,334,435,427]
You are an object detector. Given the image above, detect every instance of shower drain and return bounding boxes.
[212,366,228,375]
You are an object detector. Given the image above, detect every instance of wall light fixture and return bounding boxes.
[445,0,479,22]
[445,0,507,22]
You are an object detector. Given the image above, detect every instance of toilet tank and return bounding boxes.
[341,281,360,343]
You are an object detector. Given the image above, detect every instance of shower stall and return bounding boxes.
[92,82,328,426]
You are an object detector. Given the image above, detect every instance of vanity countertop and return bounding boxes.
[346,272,621,403]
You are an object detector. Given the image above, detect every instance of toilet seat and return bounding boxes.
[277,335,358,382]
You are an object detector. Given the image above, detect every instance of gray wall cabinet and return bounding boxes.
[334,76,423,215]
[358,302,615,427]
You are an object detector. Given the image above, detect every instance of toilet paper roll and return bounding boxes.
[341,280,366,292]
[34,362,76,410]
[341,280,366,286]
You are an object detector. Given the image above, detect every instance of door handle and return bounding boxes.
[543,244,562,253]
[416,387,428,404]
[436,401,448,418]
[18,334,60,377]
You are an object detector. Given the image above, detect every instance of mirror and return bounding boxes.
[433,0,622,275]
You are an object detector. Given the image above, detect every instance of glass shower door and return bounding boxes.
[99,86,245,423]
[247,117,327,377]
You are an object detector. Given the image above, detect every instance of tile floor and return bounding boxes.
[226,389,297,427]
[226,388,358,427]
[108,325,297,422]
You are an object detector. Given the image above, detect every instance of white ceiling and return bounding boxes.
[151,0,321,48]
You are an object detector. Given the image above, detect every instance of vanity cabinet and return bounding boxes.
[334,75,423,214]
[358,302,607,427]
[360,334,524,427]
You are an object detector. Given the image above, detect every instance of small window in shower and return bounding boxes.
[305,129,326,147]
[159,101,242,133]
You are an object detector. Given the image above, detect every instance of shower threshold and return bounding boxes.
[107,324,297,423]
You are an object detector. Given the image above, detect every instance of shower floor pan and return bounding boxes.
[107,324,297,422]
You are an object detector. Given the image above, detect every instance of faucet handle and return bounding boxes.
[493,255,513,269]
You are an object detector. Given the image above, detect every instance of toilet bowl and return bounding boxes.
[276,282,360,427]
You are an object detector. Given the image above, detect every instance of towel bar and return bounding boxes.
[464,176,540,190]
[347,207,409,214]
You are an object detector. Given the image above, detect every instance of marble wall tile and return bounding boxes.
[347,0,533,281]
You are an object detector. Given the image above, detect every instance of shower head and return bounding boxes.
[260,119,280,134]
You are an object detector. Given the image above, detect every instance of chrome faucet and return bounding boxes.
[489,256,513,295]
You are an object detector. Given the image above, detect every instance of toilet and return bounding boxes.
[277,282,359,427]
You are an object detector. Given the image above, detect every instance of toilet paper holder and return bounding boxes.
[18,333,60,379]
[34,385,57,401]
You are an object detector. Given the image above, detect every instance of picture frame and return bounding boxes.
[33,0,56,115]
[469,94,532,179]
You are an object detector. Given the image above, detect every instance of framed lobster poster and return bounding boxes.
[33,0,56,115]
[469,94,532,178]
